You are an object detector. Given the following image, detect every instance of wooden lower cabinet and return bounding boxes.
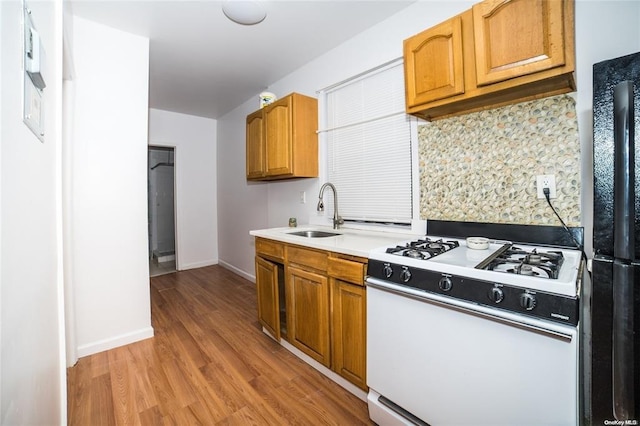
[254,239,368,391]
[286,265,331,367]
[331,278,367,390]
[255,256,282,341]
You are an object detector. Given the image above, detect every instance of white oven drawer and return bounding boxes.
[366,279,578,426]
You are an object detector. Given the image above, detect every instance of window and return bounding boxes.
[318,59,413,225]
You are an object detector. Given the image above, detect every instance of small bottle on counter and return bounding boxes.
[288,217,297,227]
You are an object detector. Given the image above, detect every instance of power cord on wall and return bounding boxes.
[543,187,589,271]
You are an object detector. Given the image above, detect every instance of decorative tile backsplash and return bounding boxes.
[418,94,580,226]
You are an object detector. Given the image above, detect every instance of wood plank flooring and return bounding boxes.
[67,265,373,425]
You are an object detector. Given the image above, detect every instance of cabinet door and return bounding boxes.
[473,0,566,86]
[246,110,264,179]
[255,256,281,341]
[331,279,367,390]
[404,16,465,107]
[286,266,330,366]
[264,97,293,177]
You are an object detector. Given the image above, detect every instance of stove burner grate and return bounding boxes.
[386,238,459,260]
[484,248,564,279]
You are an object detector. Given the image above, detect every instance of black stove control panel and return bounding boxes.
[367,259,578,326]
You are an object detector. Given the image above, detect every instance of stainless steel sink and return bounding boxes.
[287,230,342,238]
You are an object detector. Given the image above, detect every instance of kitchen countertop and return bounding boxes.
[250,225,418,258]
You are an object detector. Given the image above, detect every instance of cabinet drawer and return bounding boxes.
[328,257,366,286]
[256,238,285,261]
[287,245,328,271]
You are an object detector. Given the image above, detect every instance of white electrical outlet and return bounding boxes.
[299,191,306,204]
[536,175,557,199]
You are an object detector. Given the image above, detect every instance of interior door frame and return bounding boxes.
[148,144,179,271]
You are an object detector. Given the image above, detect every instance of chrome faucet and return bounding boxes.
[317,182,343,229]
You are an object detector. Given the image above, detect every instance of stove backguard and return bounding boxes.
[427,220,584,249]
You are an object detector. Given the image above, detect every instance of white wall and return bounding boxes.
[216,1,471,278]
[216,107,269,280]
[573,0,640,256]
[70,16,153,357]
[217,0,640,279]
[1,0,66,424]
[148,108,219,270]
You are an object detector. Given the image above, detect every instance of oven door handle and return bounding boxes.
[366,278,575,342]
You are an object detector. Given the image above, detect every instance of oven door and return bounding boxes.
[366,277,578,426]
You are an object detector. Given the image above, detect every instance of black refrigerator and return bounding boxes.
[588,51,640,424]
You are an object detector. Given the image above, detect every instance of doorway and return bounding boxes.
[148,146,176,276]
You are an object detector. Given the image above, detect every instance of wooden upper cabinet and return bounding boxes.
[473,0,566,86]
[246,93,318,180]
[404,0,575,121]
[246,110,264,179]
[404,16,465,107]
[264,97,292,176]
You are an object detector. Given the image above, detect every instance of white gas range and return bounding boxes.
[365,232,583,426]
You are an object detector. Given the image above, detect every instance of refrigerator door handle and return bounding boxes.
[613,81,635,260]
[612,260,635,420]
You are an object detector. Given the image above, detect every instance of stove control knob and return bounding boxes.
[400,267,412,283]
[489,287,504,303]
[519,293,537,311]
[383,263,393,278]
[439,276,453,292]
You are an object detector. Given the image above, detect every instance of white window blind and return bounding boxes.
[320,60,412,224]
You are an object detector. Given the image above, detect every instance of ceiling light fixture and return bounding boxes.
[222,0,267,26]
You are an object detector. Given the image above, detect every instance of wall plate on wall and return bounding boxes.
[22,0,45,142]
[23,76,44,142]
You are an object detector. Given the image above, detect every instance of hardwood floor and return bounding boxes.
[67,265,373,425]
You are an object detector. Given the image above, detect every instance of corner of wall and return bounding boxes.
[76,327,154,358]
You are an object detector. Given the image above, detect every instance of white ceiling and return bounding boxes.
[69,0,415,119]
